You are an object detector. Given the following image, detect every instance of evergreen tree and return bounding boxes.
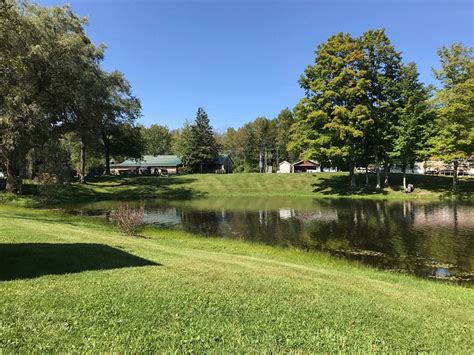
[187,108,218,172]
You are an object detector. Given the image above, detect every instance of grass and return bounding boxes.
[0,206,472,352]
[1,172,473,207]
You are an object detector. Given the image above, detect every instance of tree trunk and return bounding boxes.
[375,155,381,189]
[5,156,21,194]
[384,161,390,187]
[349,161,356,190]
[365,166,369,186]
[103,133,111,176]
[79,139,86,184]
[453,160,458,191]
[402,166,407,190]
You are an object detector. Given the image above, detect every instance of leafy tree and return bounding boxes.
[187,108,218,172]
[428,44,473,190]
[274,108,296,164]
[290,33,371,188]
[142,124,172,156]
[0,1,102,191]
[99,71,141,175]
[172,120,193,166]
[390,63,433,189]
[360,29,403,188]
[108,124,144,163]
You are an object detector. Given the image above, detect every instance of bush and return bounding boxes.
[110,204,145,236]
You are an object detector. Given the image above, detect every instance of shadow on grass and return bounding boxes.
[312,172,474,198]
[21,175,206,206]
[0,243,160,281]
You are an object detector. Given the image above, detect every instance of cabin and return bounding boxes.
[292,160,321,173]
[110,155,182,175]
[278,161,293,173]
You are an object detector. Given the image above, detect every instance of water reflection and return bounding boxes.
[71,198,474,283]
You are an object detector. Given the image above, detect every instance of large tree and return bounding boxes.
[99,71,141,175]
[390,63,433,189]
[187,108,218,172]
[290,32,371,189]
[428,44,473,190]
[0,1,102,191]
[360,29,403,188]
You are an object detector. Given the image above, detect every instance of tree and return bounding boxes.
[187,108,218,172]
[360,29,403,188]
[99,71,141,175]
[274,108,295,164]
[290,33,371,189]
[390,63,433,189]
[428,44,473,190]
[0,1,102,191]
[172,120,193,166]
[142,124,172,156]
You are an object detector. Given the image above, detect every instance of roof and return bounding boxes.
[111,155,182,168]
[212,154,233,165]
[293,160,319,167]
[279,160,292,166]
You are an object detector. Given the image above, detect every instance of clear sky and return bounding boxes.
[36,0,473,131]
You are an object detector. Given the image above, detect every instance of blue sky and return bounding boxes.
[36,0,473,131]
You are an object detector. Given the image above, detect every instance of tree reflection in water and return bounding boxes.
[73,198,474,283]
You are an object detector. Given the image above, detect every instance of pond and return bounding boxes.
[69,197,474,283]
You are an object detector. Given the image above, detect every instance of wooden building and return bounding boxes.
[292,160,321,173]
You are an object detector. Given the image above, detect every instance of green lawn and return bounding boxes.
[1,172,473,207]
[0,206,472,352]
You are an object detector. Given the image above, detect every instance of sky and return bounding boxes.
[36,0,473,131]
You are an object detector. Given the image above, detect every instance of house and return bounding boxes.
[278,161,293,173]
[293,160,321,173]
[110,155,182,175]
[211,155,234,173]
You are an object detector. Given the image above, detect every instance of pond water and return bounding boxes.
[69,197,474,283]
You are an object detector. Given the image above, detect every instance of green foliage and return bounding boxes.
[172,120,193,165]
[428,44,473,162]
[141,124,172,155]
[390,63,433,169]
[186,108,218,172]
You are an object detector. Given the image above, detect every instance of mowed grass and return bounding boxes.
[0,206,472,352]
[1,172,473,207]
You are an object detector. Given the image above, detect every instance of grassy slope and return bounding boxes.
[1,172,473,207]
[0,206,472,352]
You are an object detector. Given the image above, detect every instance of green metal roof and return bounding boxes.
[111,155,182,167]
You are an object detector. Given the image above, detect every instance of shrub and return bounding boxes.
[110,204,145,236]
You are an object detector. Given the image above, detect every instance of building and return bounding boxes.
[278,161,293,173]
[211,155,234,173]
[292,160,321,173]
[110,154,234,175]
[110,155,182,175]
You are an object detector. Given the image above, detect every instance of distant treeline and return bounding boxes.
[1,1,472,194]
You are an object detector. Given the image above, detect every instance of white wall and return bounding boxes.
[278,161,293,173]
